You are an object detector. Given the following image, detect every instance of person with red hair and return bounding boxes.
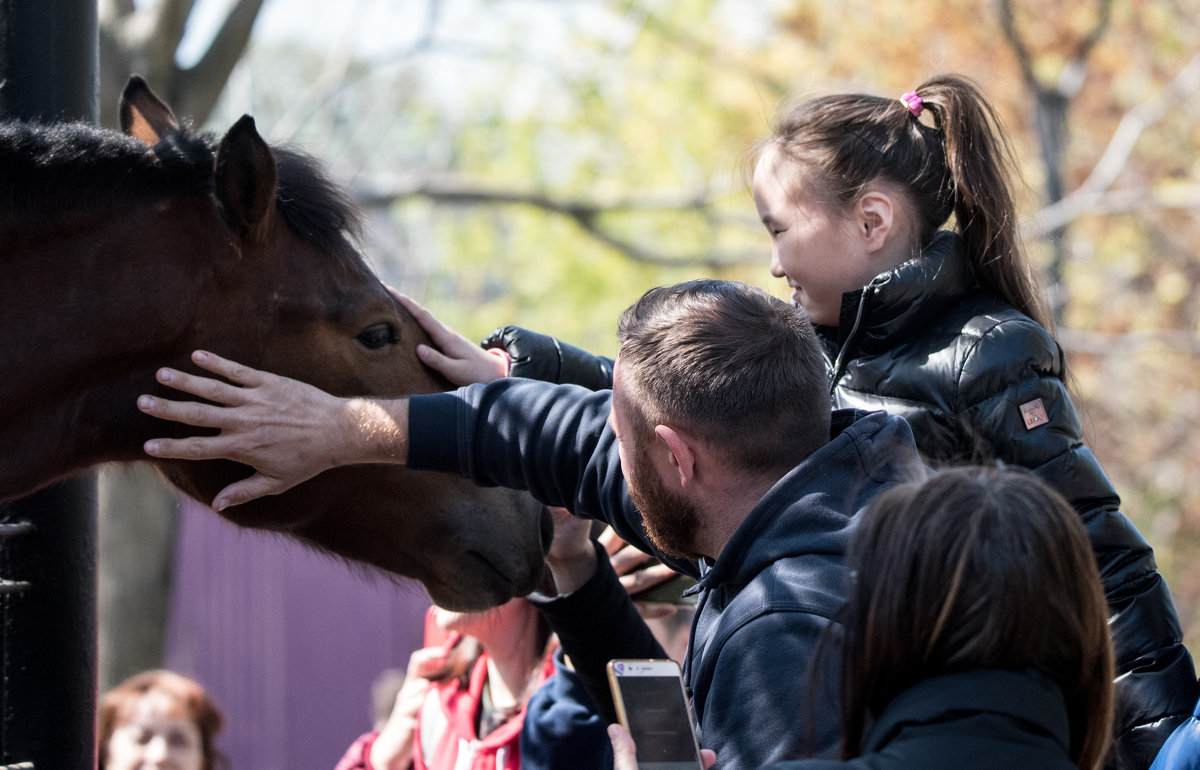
[98,669,228,770]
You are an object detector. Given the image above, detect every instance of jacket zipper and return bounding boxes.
[830,289,868,395]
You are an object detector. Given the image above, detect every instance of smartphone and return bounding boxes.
[607,659,705,770]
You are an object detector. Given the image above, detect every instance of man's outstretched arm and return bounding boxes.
[138,350,410,511]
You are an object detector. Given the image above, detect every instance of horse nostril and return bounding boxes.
[539,505,554,557]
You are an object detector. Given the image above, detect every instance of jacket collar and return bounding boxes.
[689,410,919,593]
[865,668,1072,755]
[819,231,973,356]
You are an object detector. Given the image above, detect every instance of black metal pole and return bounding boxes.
[0,0,99,121]
[0,1,100,768]
[0,480,98,770]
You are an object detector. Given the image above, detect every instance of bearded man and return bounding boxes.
[139,280,926,769]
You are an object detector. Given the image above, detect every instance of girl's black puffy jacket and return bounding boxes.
[482,232,1199,769]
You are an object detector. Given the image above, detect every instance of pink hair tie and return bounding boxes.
[900,91,924,117]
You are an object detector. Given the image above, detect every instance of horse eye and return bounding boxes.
[356,323,398,350]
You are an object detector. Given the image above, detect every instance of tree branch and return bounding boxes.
[273,0,444,141]
[640,6,789,98]
[1024,53,1200,236]
[995,0,1038,87]
[1056,0,1114,96]
[1024,184,1200,238]
[1072,0,1115,67]
[175,0,268,124]
[146,0,197,81]
[352,175,760,268]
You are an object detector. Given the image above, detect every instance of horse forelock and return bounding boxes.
[0,121,366,273]
[272,144,366,265]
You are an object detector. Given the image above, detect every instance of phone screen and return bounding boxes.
[608,660,703,770]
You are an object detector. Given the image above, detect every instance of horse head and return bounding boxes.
[113,77,551,610]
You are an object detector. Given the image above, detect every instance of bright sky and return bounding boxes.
[178,0,622,66]
[178,0,776,66]
[176,0,645,127]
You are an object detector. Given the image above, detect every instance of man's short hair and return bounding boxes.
[616,279,830,475]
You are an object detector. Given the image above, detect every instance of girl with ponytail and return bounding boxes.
[745,74,1192,770]
[752,75,1048,331]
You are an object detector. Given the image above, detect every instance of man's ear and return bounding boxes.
[855,190,895,254]
[654,425,696,489]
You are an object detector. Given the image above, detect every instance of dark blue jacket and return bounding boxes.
[408,380,925,769]
[520,647,613,770]
[766,669,1078,770]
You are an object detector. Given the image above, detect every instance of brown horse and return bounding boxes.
[0,77,550,611]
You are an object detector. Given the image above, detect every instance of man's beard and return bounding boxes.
[625,441,705,562]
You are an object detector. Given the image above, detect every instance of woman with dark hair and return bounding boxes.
[775,465,1114,769]
[99,669,228,770]
[610,465,1116,770]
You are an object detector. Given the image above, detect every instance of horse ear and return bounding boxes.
[214,115,278,244]
[119,75,180,145]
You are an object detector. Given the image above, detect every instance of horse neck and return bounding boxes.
[0,197,235,500]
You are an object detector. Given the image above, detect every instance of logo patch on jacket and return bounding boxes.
[1020,398,1048,430]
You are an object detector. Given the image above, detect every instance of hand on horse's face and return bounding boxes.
[139,350,405,511]
[392,290,510,386]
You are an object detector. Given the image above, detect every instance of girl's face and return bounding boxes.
[105,691,205,770]
[432,596,524,636]
[753,147,875,327]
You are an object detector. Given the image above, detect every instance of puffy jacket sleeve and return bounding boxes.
[481,326,615,390]
[1148,698,1200,770]
[953,314,1199,768]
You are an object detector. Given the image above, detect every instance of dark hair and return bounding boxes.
[616,279,830,476]
[752,74,1053,333]
[839,466,1114,769]
[98,669,229,770]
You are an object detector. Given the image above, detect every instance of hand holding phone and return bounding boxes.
[607,659,705,770]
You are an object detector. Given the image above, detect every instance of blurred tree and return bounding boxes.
[97,0,266,127]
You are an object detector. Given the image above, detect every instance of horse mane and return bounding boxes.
[0,120,364,256]
[273,143,365,257]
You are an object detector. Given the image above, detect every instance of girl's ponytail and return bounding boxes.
[917,75,1053,332]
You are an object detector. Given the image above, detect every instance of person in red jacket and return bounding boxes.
[335,601,554,770]
[335,519,613,770]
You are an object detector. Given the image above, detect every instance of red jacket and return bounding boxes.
[334,649,554,770]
